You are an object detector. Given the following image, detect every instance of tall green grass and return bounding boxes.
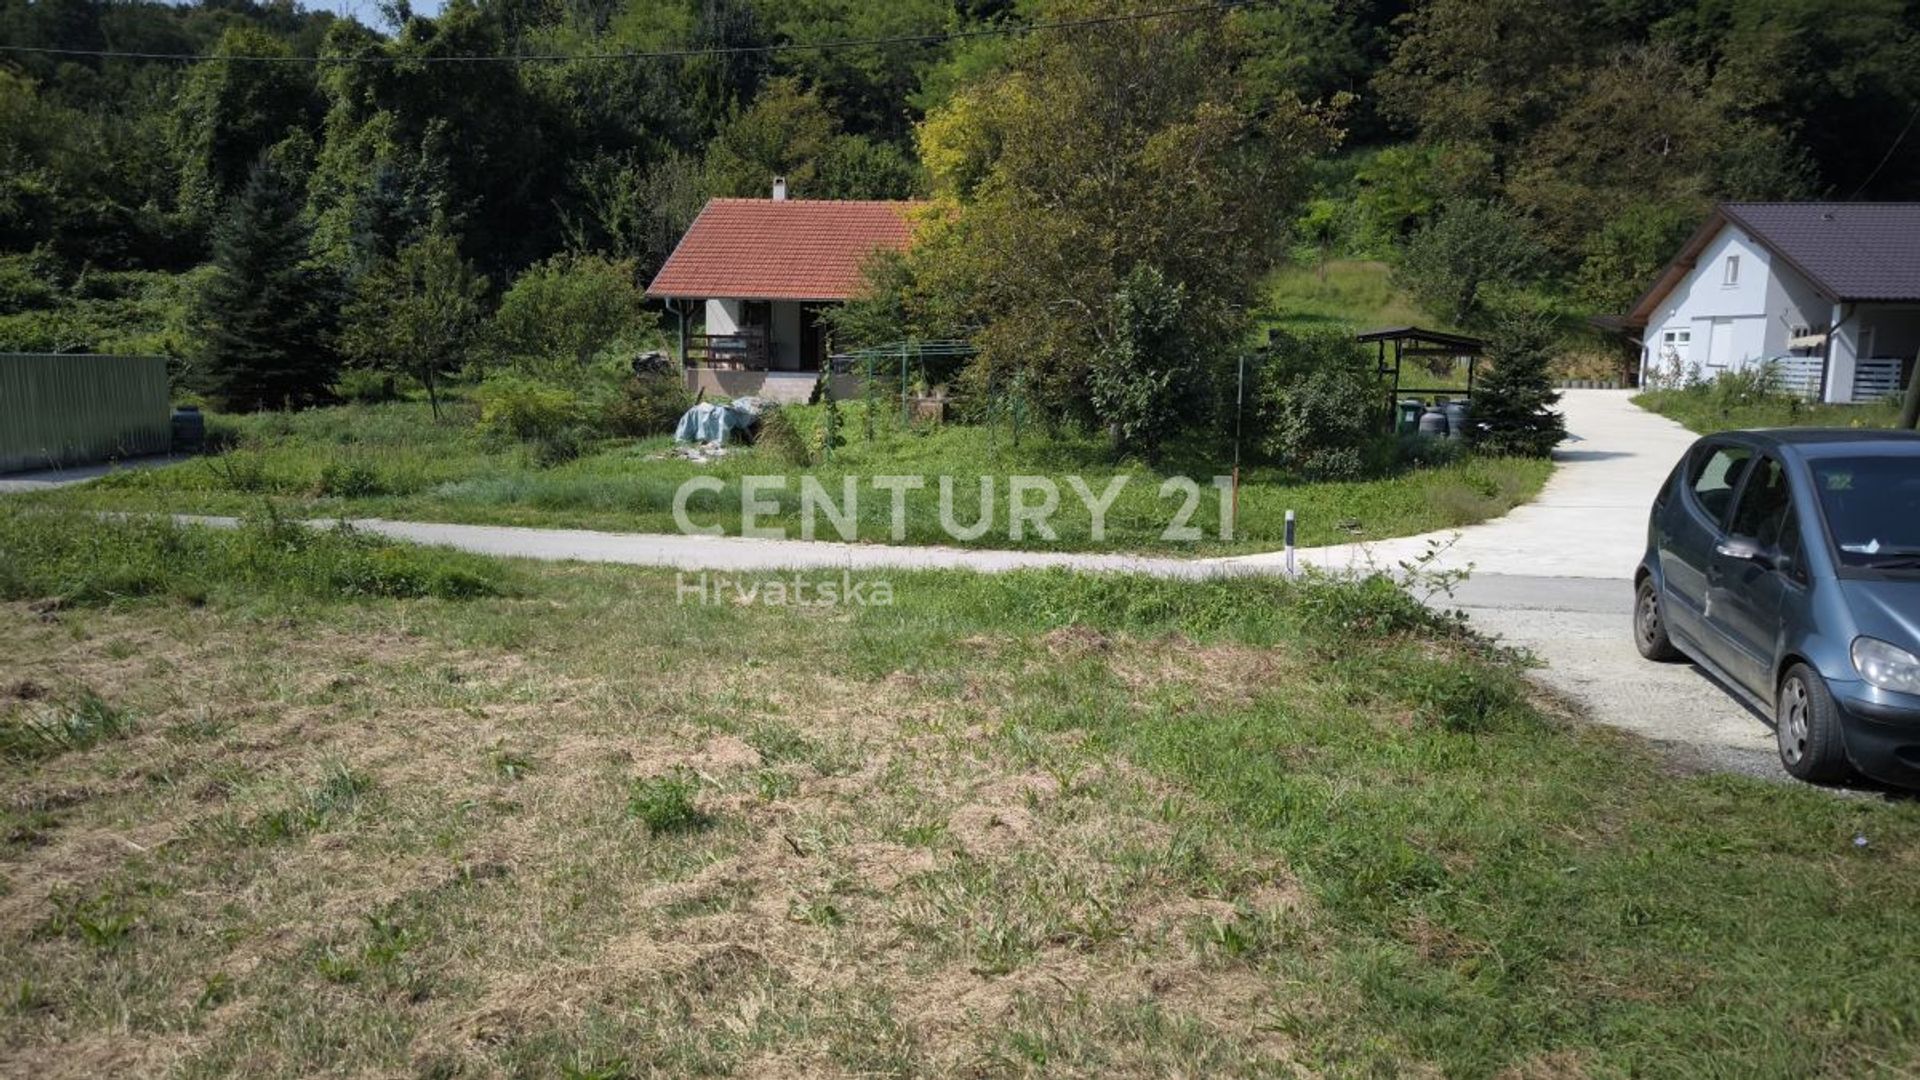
[1257,259,1447,336]
[1636,383,1906,434]
[25,397,1552,554]
[0,507,508,606]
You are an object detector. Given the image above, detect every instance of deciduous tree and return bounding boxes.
[906,0,1342,450]
[339,227,487,417]
[1394,199,1544,328]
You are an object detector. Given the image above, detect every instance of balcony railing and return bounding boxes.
[686,329,769,370]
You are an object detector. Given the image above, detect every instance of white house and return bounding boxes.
[1619,202,1920,403]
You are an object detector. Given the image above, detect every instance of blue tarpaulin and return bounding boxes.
[673,398,767,445]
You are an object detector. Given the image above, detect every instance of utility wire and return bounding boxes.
[0,0,1265,65]
[1848,100,1920,200]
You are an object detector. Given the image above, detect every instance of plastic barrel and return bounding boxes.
[1442,400,1470,441]
[170,406,205,454]
[1417,406,1449,438]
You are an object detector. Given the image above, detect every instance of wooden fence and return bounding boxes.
[0,353,171,474]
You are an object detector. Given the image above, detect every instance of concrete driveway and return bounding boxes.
[0,454,186,494]
[1267,390,1780,778]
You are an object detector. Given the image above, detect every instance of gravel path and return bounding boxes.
[1448,574,1779,779]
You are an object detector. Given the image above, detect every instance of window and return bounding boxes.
[1689,443,1753,525]
[1661,329,1691,350]
[1728,456,1795,550]
[1810,456,1920,571]
[1723,255,1740,286]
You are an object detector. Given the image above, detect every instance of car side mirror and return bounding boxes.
[1715,537,1772,567]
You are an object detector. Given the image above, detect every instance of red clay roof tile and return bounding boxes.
[646,198,922,302]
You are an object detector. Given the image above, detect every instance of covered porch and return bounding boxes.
[1820,303,1920,404]
[684,299,835,373]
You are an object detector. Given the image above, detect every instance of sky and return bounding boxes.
[164,0,445,29]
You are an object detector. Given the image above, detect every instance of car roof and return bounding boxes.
[1710,428,1920,457]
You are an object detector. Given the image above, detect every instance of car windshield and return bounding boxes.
[1809,455,1920,569]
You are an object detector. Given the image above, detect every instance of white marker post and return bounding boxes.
[1284,509,1297,578]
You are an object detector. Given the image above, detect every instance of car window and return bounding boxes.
[1689,444,1752,526]
[1728,455,1796,549]
[1809,455,1920,570]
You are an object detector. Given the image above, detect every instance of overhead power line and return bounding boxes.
[0,0,1264,65]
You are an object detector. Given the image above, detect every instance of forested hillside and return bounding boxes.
[3,0,1917,406]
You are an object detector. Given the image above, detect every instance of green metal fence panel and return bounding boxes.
[0,353,172,474]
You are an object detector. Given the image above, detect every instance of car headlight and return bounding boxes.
[1852,637,1920,695]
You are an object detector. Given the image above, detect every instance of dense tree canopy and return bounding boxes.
[1,0,1917,411]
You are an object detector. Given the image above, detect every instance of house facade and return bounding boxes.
[1620,202,1920,403]
[645,180,922,402]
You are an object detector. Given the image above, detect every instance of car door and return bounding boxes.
[1707,454,1805,695]
[1660,440,1753,652]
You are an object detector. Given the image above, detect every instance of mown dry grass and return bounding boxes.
[7,543,1920,1078]
[0,584,1331,1078]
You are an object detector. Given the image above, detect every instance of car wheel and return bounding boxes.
[1776,665,1853,784]
[1633,577,1683,662]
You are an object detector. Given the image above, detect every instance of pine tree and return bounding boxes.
[1471,310,1566,457]
[197,156,340,412]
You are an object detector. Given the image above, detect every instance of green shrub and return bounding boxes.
[490,254,656,373]
[475,375,585,442]
[1394,432,1465,468]
[1292,573,1456,642]
[753,406,812,465]
[600,371,690,436]
[1256,328,1388,480]
[526,426,593,468]
[332,368,399,404]
[315,459,383,498]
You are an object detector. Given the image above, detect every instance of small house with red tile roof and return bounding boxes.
[647,179,922,401]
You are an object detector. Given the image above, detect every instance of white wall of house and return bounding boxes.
[1762,255,1830,355]
[1641,226,1775,378]
[1635,222,1920,403]
[705,298,741,336]
[699,298,803,368]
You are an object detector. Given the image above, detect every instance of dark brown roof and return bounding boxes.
[1723,202,1920,302]
[1354,326,1487,351]
[646,198,923,302]
[1623,202,1920,326]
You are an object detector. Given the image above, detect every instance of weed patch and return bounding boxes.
[628,769,711,835]
[0,690,132,762]
[0,507,508,607]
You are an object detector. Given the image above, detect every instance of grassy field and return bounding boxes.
[5,509,1920,1076]
[1256,260,1444,337]
[18,399,1551,555]
[1636,386,1907,434]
